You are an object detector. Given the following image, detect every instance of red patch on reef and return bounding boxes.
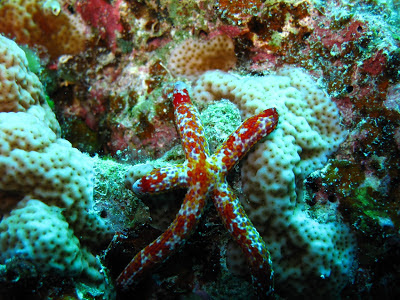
[210,25,247,39]
[76,0,123,51]
[334,96,355,127]
[108,117,178,158]
[315,20,365,50]
[361,50,387,76]
[251,51,278,64]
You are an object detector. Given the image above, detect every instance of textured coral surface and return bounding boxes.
[192,68,354,297]
[1,0,400,299]
[0,35,114,298]
[0,0,91,58]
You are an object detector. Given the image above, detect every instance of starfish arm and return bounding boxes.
[116,185,208,290]
[213,108,278,174]
[118,82,280,295]
[173,81,210,161]
[212,181,274,298]
[131,164,187,195]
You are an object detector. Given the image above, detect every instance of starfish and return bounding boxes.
[117,81,278,298]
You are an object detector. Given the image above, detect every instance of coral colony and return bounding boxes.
[1,0,400,299]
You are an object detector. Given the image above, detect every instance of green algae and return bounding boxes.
[200,100,242,153]
[318,158,398,236]
[61,118,104,155]
[321,160,365,197]
[92,156,150,231]
[20,45,42,75]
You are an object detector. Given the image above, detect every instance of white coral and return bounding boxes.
[0,35,112,286]
[192,68,356,297]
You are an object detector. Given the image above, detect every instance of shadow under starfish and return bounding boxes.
[117,81,279,299]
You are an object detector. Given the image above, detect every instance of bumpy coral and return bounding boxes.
[0,35,111,288]
[0,112,111,245]
[168,35,237,79]
[0,0,91,58]
[0,35,44,112]
[0,199,103,281]
[0,34,59,132]
[192,68,356,297]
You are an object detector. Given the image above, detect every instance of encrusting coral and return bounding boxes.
[0,0,91,58]
[0,34,112,293]
[0,33,59,132]
[167,35,237,79]
[191,68,356,297]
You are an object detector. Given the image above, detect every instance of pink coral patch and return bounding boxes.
[361,50,387,76]
[76,0,123,50]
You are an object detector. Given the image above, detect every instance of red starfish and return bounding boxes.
[117,82,278,298]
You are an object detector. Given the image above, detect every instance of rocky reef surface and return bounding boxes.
[1,0,400,299]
